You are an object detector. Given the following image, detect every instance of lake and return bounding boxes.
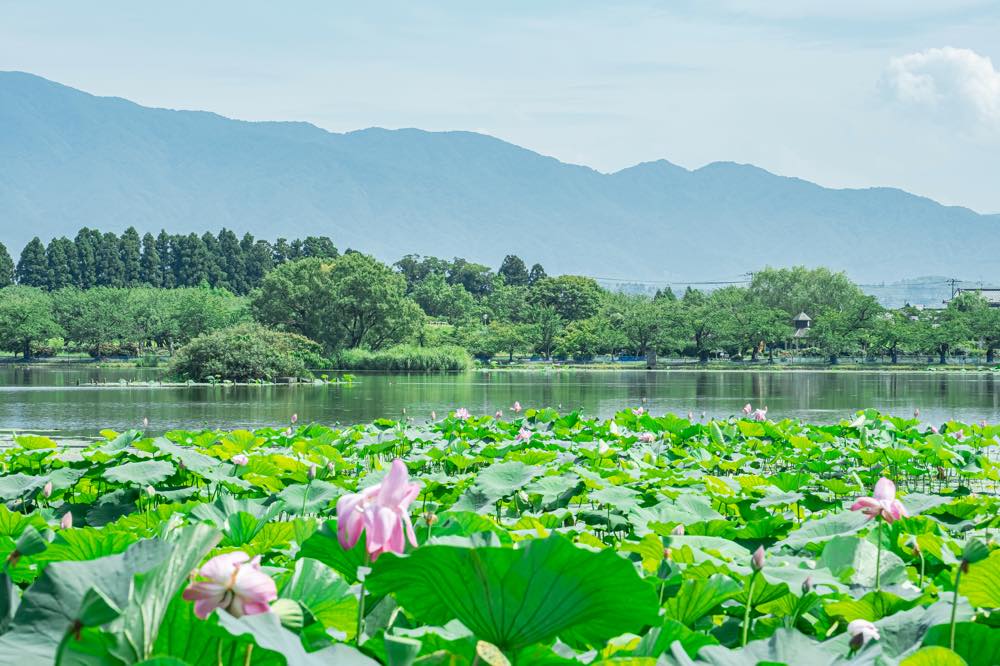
[2,366,999,437]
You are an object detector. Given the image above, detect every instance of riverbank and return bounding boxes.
[5,354,1000,374]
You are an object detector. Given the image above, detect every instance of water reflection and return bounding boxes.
[0,367,998,436]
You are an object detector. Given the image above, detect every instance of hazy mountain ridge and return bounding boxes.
[1,70,997,283]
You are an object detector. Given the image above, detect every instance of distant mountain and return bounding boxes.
[1,71,998,283]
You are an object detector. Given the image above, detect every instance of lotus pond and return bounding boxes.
[0,408,998,665]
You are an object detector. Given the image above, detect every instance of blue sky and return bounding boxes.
[3,1,1000,212]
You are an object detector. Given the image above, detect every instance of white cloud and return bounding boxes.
[882,47,1000,133]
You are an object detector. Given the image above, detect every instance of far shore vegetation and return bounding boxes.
[1,227,999,380]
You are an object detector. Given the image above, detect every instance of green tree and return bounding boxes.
[73,228,100,289]
[0,242,14,288]
[217,229,248,294]
[253,255,422,351]
[301,236,338,259]
[16,238,49,287]
[173,233,212,286]
[53,287,135,356]
[710,286,791,361]
[45,237,76,290]
[93,232,125,287]
[411,272,476,323]
[555,317,612,361]
[201,232,226,287]
[498,255,530,287]
[447,258,494,297]
[809,294,883,364]
[484,281,530,323]
[527,263,547,285]
[155,231,176,288]
[140,233,162,287]
[750,266,863,319]
[0,287,62,358]
[870,309,918,364]
[120,227,143,287]
[679,288,728,363]
[528,275,603,321]
[244,239,275,288]
[526,304,563,359]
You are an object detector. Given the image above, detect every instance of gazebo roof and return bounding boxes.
[792,312,811,322]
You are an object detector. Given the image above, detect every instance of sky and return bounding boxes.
[3,0,1000,213]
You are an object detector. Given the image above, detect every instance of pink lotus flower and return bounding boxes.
[953,430,965,441]
[42,482,53,498]
[231,454,249,466]
[913,408,920,418]
[516,427,531,441]
[632,407,645,416]
[847,619,880,648]
[511,401,522,413]
[930,424,939,434]
[638,432,655,443]
[336,459,420,561]
[60,512,72,529]
[291,413,298,424]
[495,410,503,419]
[751,546,765,571]
[850,478,907,523]
[742,403,752,415]
[671,524,685,536]
[454,408,471,420]
[182,551,277,619]
[751,407,768,422]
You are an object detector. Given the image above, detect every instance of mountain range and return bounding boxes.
[1,70,998,283]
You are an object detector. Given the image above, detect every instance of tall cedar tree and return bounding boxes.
[16,238,49,287]
[74,229,100,289]
[0,242,15,287]
[140,233,162,287]
[155,231,175,288]
[46,237,75,289]
[120,227,143,286]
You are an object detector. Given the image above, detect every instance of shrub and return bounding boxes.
[332,344,472,372]
[169,324,324,382]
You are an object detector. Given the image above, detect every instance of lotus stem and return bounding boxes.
[874,518,883,591]
[950,566,963,651]
[356,552,370,646]
[742,571,758,647]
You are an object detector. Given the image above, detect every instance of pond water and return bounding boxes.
[1,366,999,437]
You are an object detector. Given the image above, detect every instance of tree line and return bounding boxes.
[1,232,998,366]
[0,229,337,295]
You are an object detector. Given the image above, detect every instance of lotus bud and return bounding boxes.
[291,413,298,424]
[145,485,156,497]
[913,408,920,418]
[143,416,150,429]
[687,411,694,421]
[231,454,249,466]
[60,512,73,529]
[327,462,336,473]
[801,576,813,594]
[907,536,921,555]
[431,410,437,420]
[848,619,880,650]
[496,410,503,419]
[671,524,685,536]
[42,482,53,498]
[751,546,765,572]
[512,401,522,413]
[308,465,317,481]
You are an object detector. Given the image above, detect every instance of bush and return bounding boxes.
[332,344,472,372]
[169,324,324,382]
